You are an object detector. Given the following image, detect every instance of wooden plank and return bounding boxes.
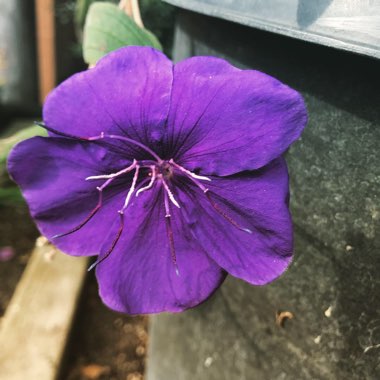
[35,0,56,103]
[0,238,89,380]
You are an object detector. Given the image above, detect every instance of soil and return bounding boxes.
[0,204,39,316]
[0,203,148,380]
[61,273,149,380]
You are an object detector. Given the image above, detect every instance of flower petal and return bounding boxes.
[179,157,292,285]
[96,186,226,314]
[167,56,307,176]
[8,137,131,256]
[43,46,173,152]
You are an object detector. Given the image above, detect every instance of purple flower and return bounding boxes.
[8,47,307,314]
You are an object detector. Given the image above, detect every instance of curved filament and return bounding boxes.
[164,192,179,276]
[36,122,162,162]
[52,202,101,239]
[88,213,124,271]
[171,160,252,234]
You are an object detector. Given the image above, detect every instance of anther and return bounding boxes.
[169,159,211,182]
[169,160,209,193]
[88,212,125,271]
[161,179,180,208]
[89,132,162,162]
[164,192,180,276]
[136,166,156,197]
[52,174,118,239]
[120,165,140,211]
[205,192,252,234]
[86,160,137,181]
[35,122,163,163]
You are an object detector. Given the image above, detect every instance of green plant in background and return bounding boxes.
[0,125,47,168]
[0,125,47,205]
[83,2,162,65]
[140,0,175,55]
[75,0,174,57]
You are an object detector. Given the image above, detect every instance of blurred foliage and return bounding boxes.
[74,0,98,38]
[0,124,47,205]
[0,187,23,205]
[0,125,47,168]
[140,0,175,56]
[83,2,162,65]
[76,0,175,55]
[56,0,77,25]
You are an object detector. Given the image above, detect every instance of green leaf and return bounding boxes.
[83,2,162,65]
[0,125,47,166]
[0,187,24,205]
[0,125,47,203]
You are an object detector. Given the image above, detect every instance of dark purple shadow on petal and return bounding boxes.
[7,136,132,256]
[175,157,293,286]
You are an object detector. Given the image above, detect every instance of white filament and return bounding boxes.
[161,179,180,208]
[136,166,156,197]
[169,159,211,181]
[120,165,140,213]
[86,160,137,181]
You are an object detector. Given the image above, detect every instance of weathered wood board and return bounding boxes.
[0,239,88,380]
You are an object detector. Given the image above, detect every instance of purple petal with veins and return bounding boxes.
[7,46,307,314]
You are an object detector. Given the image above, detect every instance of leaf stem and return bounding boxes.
[119,0,144,28]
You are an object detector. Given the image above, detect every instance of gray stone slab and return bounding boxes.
[164,0,380,59]
[147,10,380,380]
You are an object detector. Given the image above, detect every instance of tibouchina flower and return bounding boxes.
[8,47,307,314]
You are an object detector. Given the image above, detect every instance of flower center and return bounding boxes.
[39,125,252,274]
[159,161,174,180]
[78,157,204,273]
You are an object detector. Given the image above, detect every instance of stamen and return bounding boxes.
[205,192,252,234]
[87,213,124,271]
[120,165,140,212]
[169,159,211,181]
[87,176,151,271]
[52,203,101,239]
[169,160,209,193]
[89,132,162,163]
[171,164,252,235]
[136,166,156,197]
[164,192,179,276]
[161,179,180,209]
[35,122,87,141]
[52,175,115,239]
[86,160,137,181]
[164,190,171,218]
[36,122,163,163]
